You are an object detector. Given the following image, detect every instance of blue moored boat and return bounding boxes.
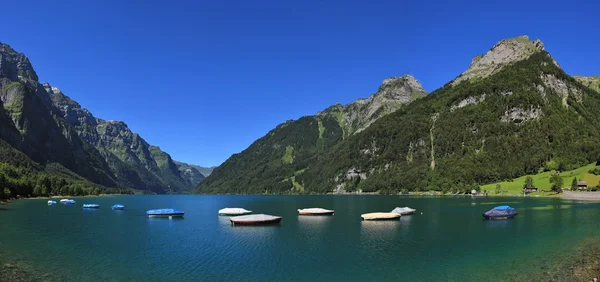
[47,200,57,205]
[146,208,184,218]
[63,199,76,205]
[483,205,517,220]
[112,204,125,210]
[83,204,100,209]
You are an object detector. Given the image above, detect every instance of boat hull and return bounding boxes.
[483,214,518,220]
[219,212,252,216]
[298,211,334,216]
[148,213,184,219]
[362,217,401,221]
[230,218,282,225]
[361,212,401,221]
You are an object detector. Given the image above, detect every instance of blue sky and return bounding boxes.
[2,0,598,166]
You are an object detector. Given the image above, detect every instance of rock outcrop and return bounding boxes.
[453,35,549,85]
[321,74,427,135]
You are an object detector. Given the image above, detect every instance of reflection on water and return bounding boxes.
[529,204,573,211]
[298,215,333,225]
[360,220,401,235]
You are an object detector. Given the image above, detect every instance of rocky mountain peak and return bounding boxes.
[42,82,62,96]
[320,74,427,135]
[0,43,38,83]
[377,74,426,102]
[453,35,550,85]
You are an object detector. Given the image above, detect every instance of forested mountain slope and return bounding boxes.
[0,42,202,194]
[197,75,426,193]
[300,36,600,194]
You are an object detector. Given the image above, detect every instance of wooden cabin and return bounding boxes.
[577,181,588,190]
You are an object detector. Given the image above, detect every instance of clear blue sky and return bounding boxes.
[2,0,598,166]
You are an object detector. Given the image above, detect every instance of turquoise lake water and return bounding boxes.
[1,195,600,281]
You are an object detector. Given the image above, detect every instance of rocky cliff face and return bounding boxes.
[197,74,426,194]
[453,35,552,85]
[45,82,201,193]
[0,42,202,193]
[0,43,117,187]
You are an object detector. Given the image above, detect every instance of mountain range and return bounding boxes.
[197,35,600,194]
[0,43,210,196]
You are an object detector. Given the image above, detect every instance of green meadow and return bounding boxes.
[480,163,600,197]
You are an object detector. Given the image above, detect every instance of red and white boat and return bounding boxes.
[298,208,334,216]
[230,214,282,225]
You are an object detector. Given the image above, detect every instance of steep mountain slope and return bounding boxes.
[574,76,600,93]
[45,82,197,193]
[0,43,117,187]
[197,75,426,193]
[0,42,200,193]
[174,161,206,186]
[192,165,216,177]
[298,36,600,194]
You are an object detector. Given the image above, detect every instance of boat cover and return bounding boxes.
[112,204,125,209]
[298,208,334,214]
[83,204,99,208]
[230,214,281,222]
[146,208,184,215]
[361,212,401,220]
[219,208,251,215]
[390,207,416,214]
[484,206,517,218]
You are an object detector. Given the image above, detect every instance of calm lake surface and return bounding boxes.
[1,195,600,281]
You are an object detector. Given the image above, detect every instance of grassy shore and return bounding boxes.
[481,163,599,196]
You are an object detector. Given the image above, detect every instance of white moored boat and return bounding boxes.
[361,212,401,221]
[218,208,252,216]
[391,207,416,215]
[298,208,334,216]
[230,214,282,225]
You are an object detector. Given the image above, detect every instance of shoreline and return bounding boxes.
[0,255,52,282]
[560,191,600,201]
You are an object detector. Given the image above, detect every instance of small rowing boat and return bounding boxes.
[112,204,125,210]
[361,212,401,221]
[82,204,99,209]
[47,200,57,205]
[298,208,334,216]
[230,214,282,225]
[146,209,184,219]
[218,208,252,216]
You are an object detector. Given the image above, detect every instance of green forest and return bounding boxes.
[0,140,131,200]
